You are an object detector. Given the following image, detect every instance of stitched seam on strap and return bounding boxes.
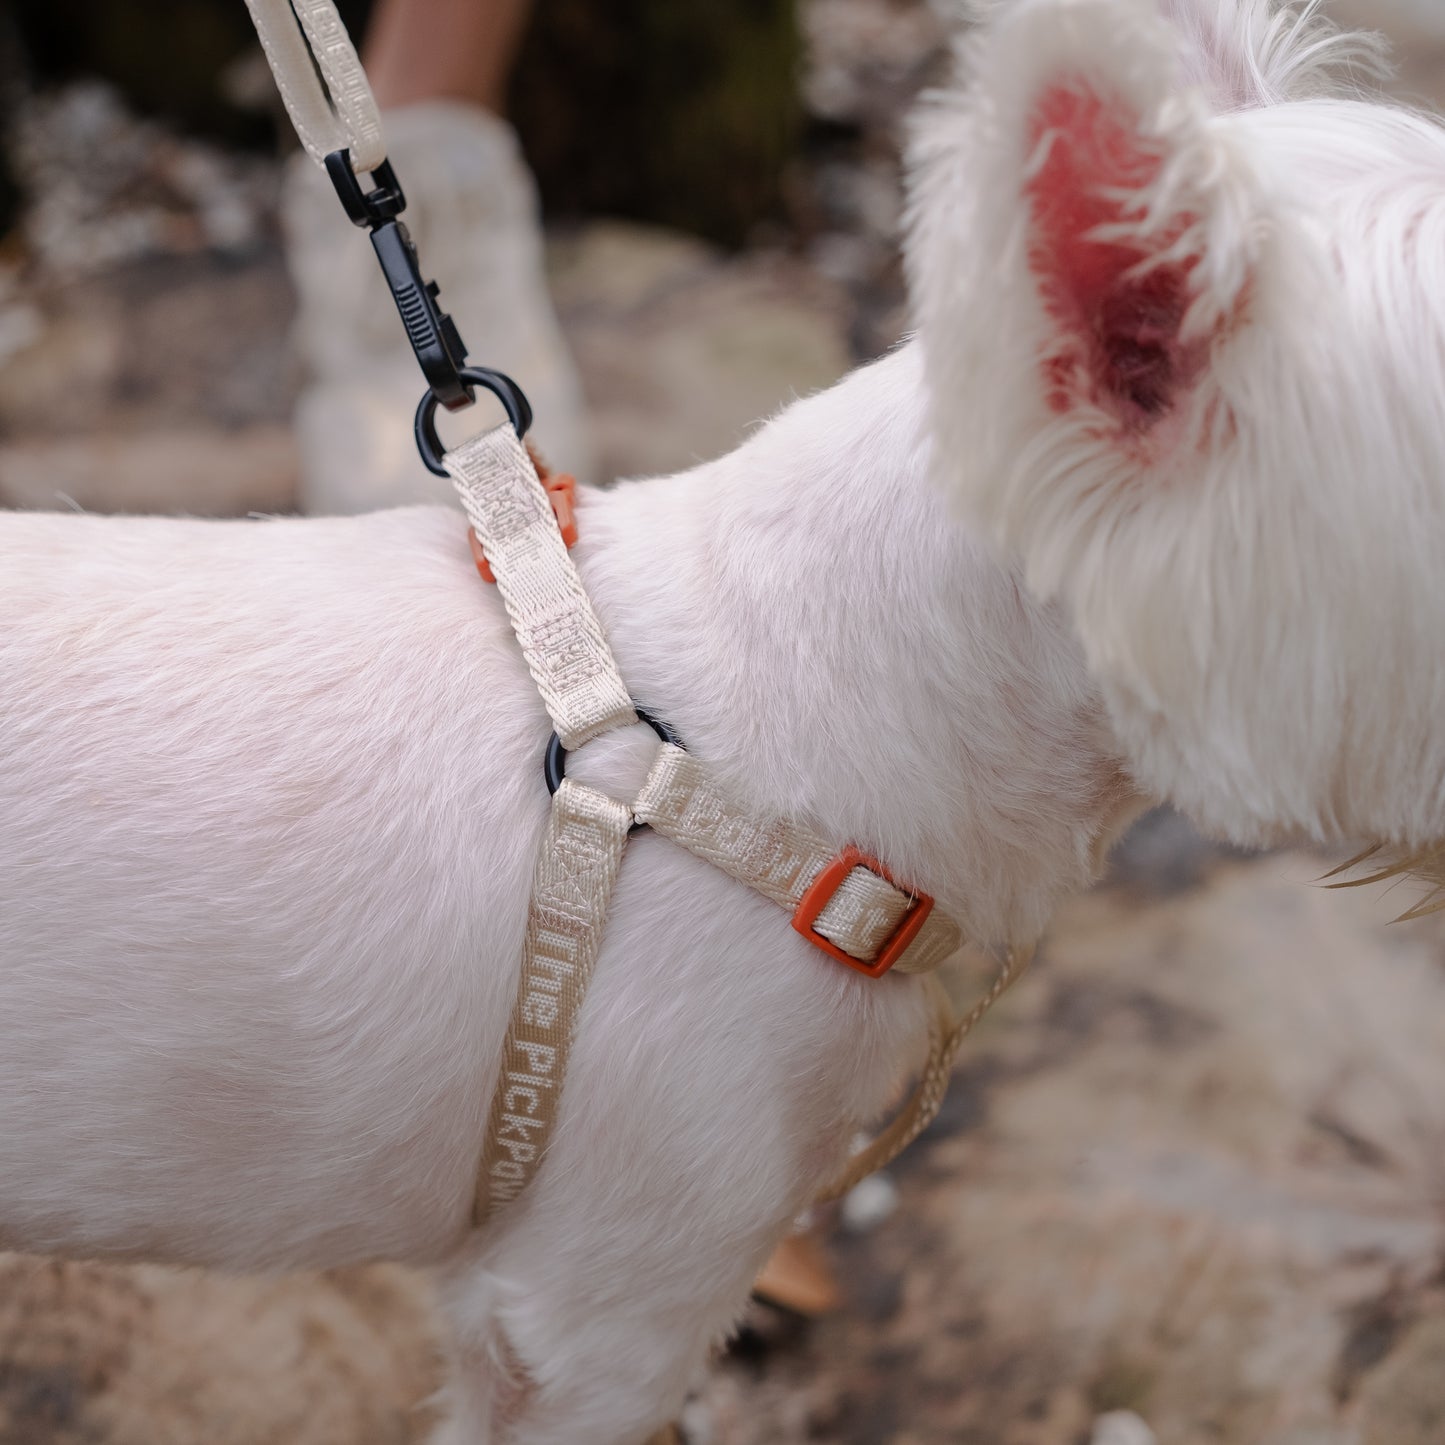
[445,426,636,749]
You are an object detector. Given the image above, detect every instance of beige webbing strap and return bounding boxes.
[819,944,1033,1200]
[243,0,386,173]
[476,780,632,1224]
[633,745,962,975]
[445,426,637,748]
[439,424,1000,1225]
[441,425,639,1225]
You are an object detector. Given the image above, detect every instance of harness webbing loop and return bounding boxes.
[243,0,386,174]
[446,425,636,749]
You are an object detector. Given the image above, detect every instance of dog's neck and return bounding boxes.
[572,343,1142,944]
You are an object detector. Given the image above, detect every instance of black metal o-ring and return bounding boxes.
[414,367,534,477]
[546,707,684,834]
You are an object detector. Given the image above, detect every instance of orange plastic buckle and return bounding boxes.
[470,473,578,584]
[791,845,935,979]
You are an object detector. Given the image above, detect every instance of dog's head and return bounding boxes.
[908,0,1445,859]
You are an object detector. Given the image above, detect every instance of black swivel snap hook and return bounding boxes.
[324,147,533,467]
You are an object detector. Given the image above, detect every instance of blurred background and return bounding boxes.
[2,2,1445,1443]
[0,0,925,508]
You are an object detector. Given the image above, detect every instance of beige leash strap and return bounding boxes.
[445,425,637,748]
[477,780,632,1223]
[243,0,386,174]
[633,745,961,975]
[819,944,1033,1200]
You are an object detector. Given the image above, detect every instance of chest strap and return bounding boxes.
[443,424,1021,1228]
[633,745,961,976]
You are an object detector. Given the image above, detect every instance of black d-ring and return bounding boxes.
[414,367,534,477]
[546,707,684,833]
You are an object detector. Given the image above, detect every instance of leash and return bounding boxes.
[244,0,489,414]
[242,0,1029,1227]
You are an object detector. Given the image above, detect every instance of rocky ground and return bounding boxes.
[3,3,1445,1444]
[3,837,1443,1445]
[701,836,1445,1445]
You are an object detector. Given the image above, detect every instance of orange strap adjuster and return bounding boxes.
[792,846,935,979]
[470,473,578,584]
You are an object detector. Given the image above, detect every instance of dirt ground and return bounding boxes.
[3,3,1445,1443]
[2,837,1443,1445]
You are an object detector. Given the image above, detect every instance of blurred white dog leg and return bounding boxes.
[282,101,593,515]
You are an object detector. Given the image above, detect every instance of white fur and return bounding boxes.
[18,2,1431,1428]
[0,347,1135,1442]
[909,0,1445,849]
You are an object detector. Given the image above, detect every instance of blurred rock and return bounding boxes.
[0,219,848,513]
[801,0,949,128]
[691,854,1445,1442]
[1340,0,1445,49]
[549,222,851,481]
[1091,1410,1158,1445]
[7,82,274,280]
[680,1396,718,1445]
[794,0,952,358]
[1356,1308,1445,1445]
[0,427,297,516]
[0,1256,442,1445]
[0,297,41,367]
[1104,806,1257,900]
[840,1174,901,1234]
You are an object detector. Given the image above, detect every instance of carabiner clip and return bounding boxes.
[325,148,475,413]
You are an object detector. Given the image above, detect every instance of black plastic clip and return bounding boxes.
[325,148,475,413]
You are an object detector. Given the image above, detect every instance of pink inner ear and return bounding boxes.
[1026,81,1201,427]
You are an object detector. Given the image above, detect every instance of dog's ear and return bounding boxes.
[904,0,1400,850]
[906,0,1281,536]
[906,2,1445,856]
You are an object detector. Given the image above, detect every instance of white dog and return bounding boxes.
[912,0,1442,864]
[0,0,1434,1440]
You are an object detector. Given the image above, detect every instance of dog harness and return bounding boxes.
[243,0,1029,1229]
[440,423,1027,1226]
